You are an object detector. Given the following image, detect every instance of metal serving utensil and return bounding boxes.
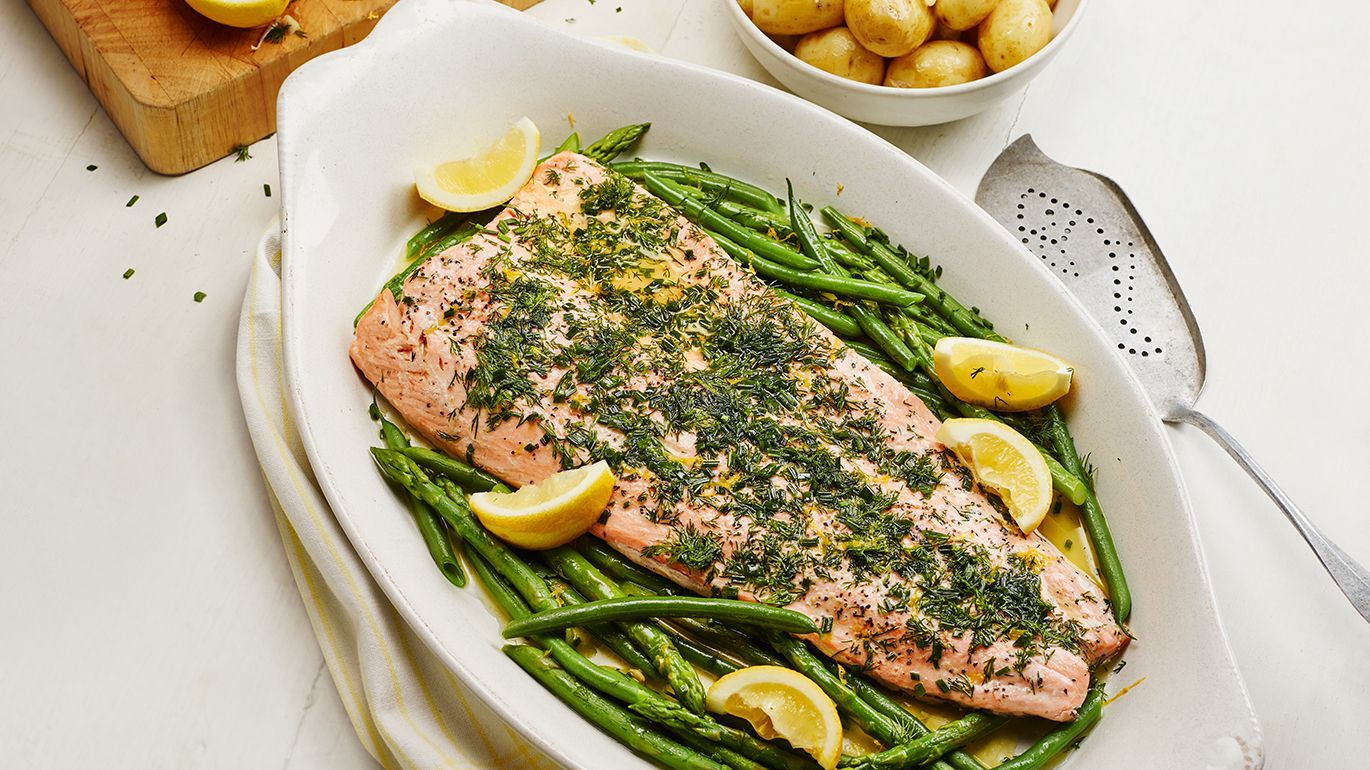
[976,135,1370,623]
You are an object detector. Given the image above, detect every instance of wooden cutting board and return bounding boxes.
[27,0,543,175]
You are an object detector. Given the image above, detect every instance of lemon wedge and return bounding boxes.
[932,337,1073,412]
[414,117,540,212]
[184,0,288,28]
[936,418,1051,534]
[706,666,842,770]
[468,461,614,550]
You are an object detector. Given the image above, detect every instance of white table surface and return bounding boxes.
[2,0,1367,767]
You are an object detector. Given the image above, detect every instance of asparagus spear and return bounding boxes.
[614,160,785,214]
[583,123,652,164]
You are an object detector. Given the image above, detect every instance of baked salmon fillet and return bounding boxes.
[352,152,1129,722]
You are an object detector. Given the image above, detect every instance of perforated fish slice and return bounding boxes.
[976,135,1370,623]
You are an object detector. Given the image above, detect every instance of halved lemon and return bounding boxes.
[467,461,614,550]
[414,117,540,212]
[184,0,288,28]
[932,337,1073,412]
[706,666,842,770]
[936,418,1052,534]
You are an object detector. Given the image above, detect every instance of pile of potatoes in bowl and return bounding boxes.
[740,0,1058,89]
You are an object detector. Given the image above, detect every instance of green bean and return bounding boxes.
[823,237,876,272]
[469,553,814,770]
[504,645,731,770]
[649,611,786,668]
[784,182,923,371]
[839,712,1007,770]
[583,123,651,164]
[405,212,467,260]
[380,453,812,767]
[823,209,1000,341]
[826,207,1130,618]
[667,633,743,678]
[773,290,865,338]
[843,342,957,417]
[785,181,841,274]
[395,446,505,492]
[848,304,920,370]
[374,413,466,587]
[577,538,685,595]
[466,546,529,621]
[706,230,922,307]
[1042,406,1131,619]
[641,173,818,270]
[546,547,709,715]
[544,574,665,680]
[766,633,903,749]
[419,220,484,260]
[615,161,785,214]
[715,199,793,236]
[504,596,819,639]
[824,245,1097,512]
[657,174,791,233]
[989,684,1103,770]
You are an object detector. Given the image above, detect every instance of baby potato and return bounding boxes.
[737,0,754,16]
[752,0,845,36]
[844,0,935,58]
[794,27,886,85]
[884,40,988,88]
[934,0,1000,32]
[978,0,1053,73]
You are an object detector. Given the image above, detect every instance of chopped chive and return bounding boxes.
[126,195,139,207]
[193,291,207,303]
[233,144,252,162]
[155,212,168,228]
[122,268,135,279]
[263,183,272,197]
[86,164,97,171]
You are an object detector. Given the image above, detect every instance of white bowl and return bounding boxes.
[278,1,1260,767]
[726,0,1089,126]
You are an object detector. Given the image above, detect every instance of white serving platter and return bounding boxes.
[277,1,1263,767]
